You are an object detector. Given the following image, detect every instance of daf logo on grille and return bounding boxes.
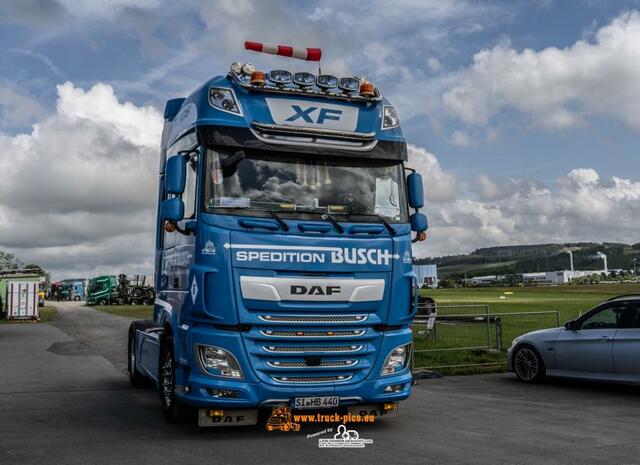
[290,285,341,296]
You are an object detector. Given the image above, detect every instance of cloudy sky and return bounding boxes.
[1,0,640,279]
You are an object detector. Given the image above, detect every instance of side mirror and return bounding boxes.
[407,172,424,209]
[411,212,428,232]
[165,154,186,194]
[161,197,184,223]
[564,320,578,331]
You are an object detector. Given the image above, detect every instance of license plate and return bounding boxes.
[294,396,340,410]
[197,409,259,427]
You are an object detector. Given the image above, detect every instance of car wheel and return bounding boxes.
[513,345,545,383]
[99,299,107,306]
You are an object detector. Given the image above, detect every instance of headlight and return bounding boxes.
[381,343,411,376]
[198,345,243,379]
[382,105,400,129]
[208,87,243,116]
[316,74,338,90]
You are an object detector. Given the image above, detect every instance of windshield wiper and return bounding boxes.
[321,213,344,233]
[268,210,289,231]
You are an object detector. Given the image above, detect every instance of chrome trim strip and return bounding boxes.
[249,127,378,152]
[272,375,353,384]
[262,345,363,354]
[266,360,358,369]
[259,330,365,338]
[258,314,369,324]
[252,122,375,141]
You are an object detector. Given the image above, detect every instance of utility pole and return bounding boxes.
[634,258,637,280]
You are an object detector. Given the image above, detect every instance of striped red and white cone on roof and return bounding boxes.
[244,41,322,62]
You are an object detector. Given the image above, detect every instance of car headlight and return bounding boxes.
[208,87,243,116]
[382,105,400,129]
[380,343,411,376]
[198,345,243,379]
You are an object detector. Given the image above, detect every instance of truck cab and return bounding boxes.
[128,59,428,426]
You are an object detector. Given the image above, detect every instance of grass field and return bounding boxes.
[414,283,640,374]
[92,305,153,319]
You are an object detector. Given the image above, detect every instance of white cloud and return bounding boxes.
[443,10,640,130]
[450,129,474,147]
[418,167,640,257]
[407,144,457,202]
[0,82,162,278]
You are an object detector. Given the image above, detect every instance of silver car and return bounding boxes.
[508,295,640,383]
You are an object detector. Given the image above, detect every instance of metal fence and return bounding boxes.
[411,303,560,373]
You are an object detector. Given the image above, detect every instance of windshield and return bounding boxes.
[203,149,408,223]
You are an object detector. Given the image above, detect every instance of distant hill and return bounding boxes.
[416,242,640,279]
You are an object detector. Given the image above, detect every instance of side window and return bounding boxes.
[183,157,197,219]
[619,302,640,329]
[579,304,624,330]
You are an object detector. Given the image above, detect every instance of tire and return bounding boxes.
[74,296,81,301]
[99,299,107,306]
[513,344,545,383]
[160,335,193,424]
[128,322,152,388]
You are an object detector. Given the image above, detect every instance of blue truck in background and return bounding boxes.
[128,44,429,426]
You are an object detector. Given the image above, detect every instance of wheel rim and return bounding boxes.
[161,352,174,407]
[514,347,539,381]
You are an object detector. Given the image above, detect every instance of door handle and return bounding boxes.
[599,336,613,342]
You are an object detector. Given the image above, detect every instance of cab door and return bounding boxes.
[613,301,640,375]
[553,303,623,374]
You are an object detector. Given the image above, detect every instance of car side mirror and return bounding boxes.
[161,197,184,223]
[165,154,186,194]
[564,320,578,331]
[407,172,424,209]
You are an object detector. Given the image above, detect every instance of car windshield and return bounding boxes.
[203,148,408,223]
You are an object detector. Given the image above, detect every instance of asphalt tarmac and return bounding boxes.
[2,302,640,465]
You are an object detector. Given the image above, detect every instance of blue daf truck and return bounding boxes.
[128,49,429,426]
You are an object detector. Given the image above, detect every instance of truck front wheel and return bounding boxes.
[160,335,192,424]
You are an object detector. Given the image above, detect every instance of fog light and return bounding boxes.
[384,383,404,393]
[207,388,239,398]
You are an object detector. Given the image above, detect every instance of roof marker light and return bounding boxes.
[250,71,265,86]
[359,80,375,97]
[316,74,338,90]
